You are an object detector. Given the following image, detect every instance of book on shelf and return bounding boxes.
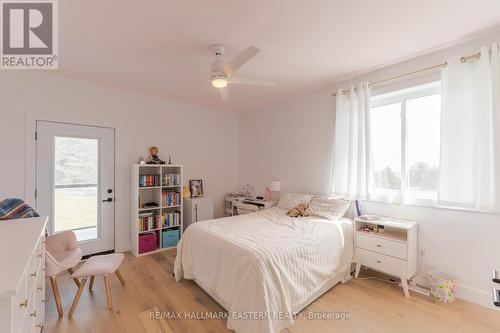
[163,173,181,186]
[162,211,181,228]
[162,191,180,207]
[140,202,160,209]
[138,214,165,232]
[139,174,160,187]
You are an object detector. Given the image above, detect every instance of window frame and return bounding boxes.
[369,81,441,205]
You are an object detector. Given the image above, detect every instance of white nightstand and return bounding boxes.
[353,216,418,297]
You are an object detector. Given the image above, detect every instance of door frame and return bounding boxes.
[24,117,116,250]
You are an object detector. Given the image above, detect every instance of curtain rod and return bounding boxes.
[331,49,490,96]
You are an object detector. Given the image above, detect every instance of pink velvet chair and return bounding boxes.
[45,230,83,317]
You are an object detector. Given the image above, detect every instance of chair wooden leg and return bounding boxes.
[115,269,126,286]
[68,268,81,287]
[89,276,95,291]
[68,277,87,318]
[50,276,63,317]
[104,274,113,309]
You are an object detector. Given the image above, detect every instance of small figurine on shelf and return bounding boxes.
[138,156,146,165]
[390,194,407,219]
[182,186,191,199]
[147,146,165,164]
[168,155,172,165]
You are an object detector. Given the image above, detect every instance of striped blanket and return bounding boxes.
[174,207,354,333]
[0,198,40,220]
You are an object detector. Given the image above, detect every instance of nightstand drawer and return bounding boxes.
[356,248,407,276]
[356,233,407,259]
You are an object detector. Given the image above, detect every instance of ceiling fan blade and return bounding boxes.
[229,74,276,87]
[184,78,211,84]
[218,87,229,101]
[166,51,216,76]
[222,46,260,77]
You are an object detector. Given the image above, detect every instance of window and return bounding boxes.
[370,81,441,203]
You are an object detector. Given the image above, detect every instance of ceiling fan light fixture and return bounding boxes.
[212,77,228,88]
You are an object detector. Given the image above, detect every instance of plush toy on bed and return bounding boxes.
[287,203,310,217]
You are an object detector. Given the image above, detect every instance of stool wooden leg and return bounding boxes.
[115,269,126,286]
[68,268,81,287]
[89,276,95,291]
[68,277,87,318]
[50,276,63,317]
[104,274,113,309]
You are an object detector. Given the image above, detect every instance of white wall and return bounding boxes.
[239,31,500,309]
[0,72,239,252]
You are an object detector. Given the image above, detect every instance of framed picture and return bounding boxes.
[189,179,204,198]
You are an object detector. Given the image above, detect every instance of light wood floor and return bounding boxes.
[45,250,500,333]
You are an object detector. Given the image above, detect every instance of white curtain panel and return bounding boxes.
[439,44,500,210]
[333,82,372,199]
[491,44,500,210]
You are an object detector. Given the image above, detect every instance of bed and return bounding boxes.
[174,205,354,333]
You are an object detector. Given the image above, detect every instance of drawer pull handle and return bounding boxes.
[376,244,382,248]
[37,253,43,258]
[30,310,37,318]
[41,299,45,303]
[376,260,382,264]
[36,324,44,330]
[31,271,37,278]
[37,286,42,291]
[19,299,28,308]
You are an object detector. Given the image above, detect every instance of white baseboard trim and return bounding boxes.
[412,275,498,311]
[456,284,499,311]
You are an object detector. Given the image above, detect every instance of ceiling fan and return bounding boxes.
[175,44,276,101]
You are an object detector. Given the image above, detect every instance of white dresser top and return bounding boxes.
[0,217,47,298]
[355,216,416,230]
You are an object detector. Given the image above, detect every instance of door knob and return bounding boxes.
[102,197,113,202]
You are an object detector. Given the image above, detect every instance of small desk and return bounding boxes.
[230,198,276,215]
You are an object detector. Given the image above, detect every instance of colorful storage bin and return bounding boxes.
[139,232,157,254]
[162,228,180,248]
[428,270,458,303]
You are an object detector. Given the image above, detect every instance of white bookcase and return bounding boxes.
[130,164,183,256]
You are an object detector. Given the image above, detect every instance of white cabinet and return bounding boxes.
[183,198,214,229]
[353,217,417,298]
[0,217,47,333]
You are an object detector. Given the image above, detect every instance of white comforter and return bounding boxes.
[174,207,353,333]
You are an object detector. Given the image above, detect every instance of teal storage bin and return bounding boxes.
[162,228,180,248]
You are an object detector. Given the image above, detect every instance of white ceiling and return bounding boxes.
[57,0,500,112]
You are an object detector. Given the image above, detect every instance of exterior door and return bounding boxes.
[36,121,115,255]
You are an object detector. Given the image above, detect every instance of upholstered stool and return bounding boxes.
[68,253,125,317]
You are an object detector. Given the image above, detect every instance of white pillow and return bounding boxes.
[277,192,314,210]
[306,196,350,220]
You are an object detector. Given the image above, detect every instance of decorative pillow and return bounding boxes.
[305,196,350,220]
[277,192,314,210]
[287,203,310,217]
[0,198,40,220]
